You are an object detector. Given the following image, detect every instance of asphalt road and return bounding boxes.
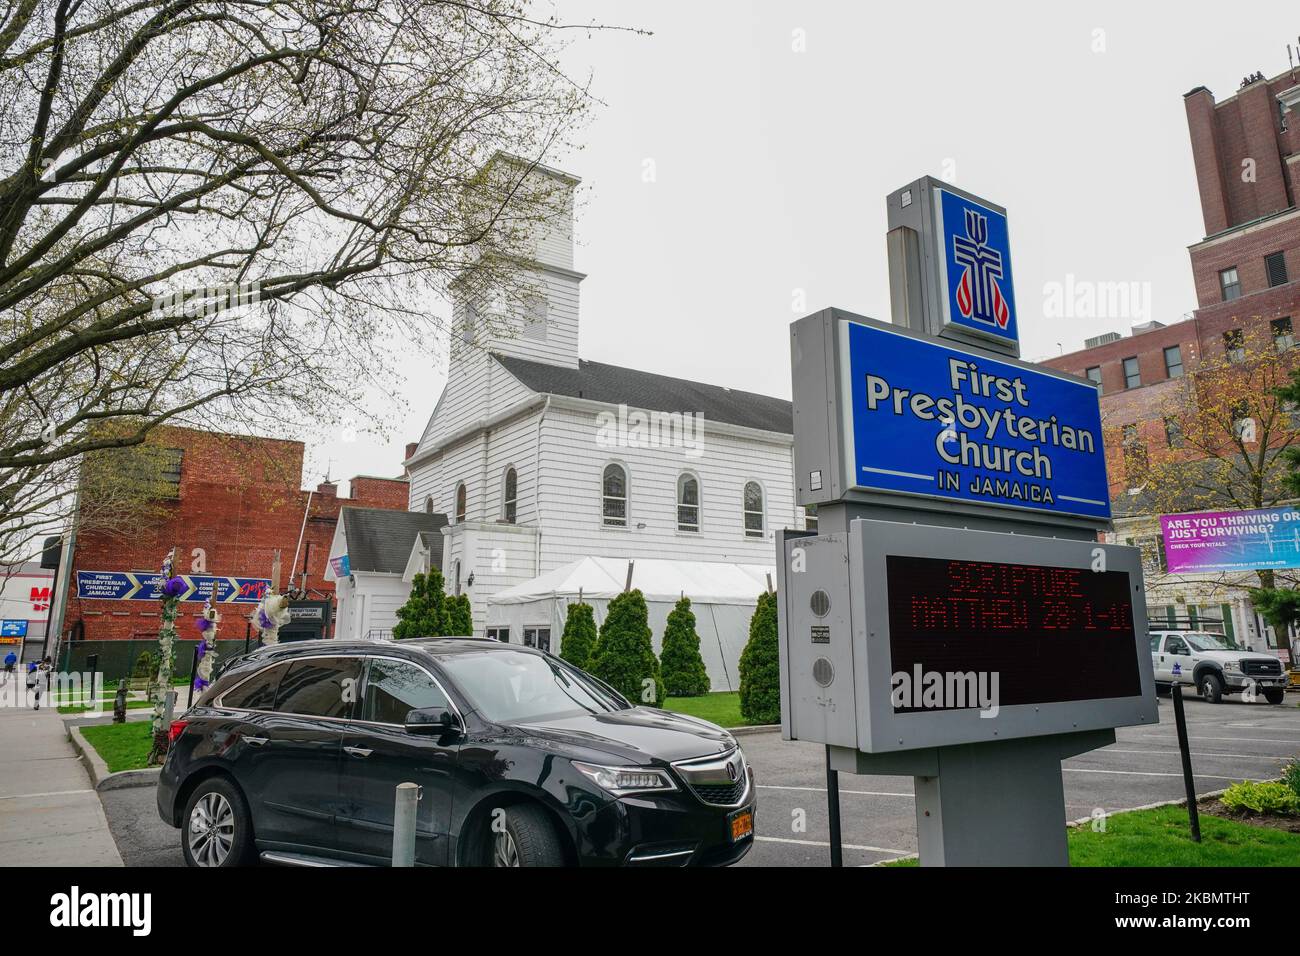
[100,693,1300,867]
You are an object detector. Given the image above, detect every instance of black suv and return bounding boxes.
[157,638,755,867]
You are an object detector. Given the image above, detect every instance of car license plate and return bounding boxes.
[729,807,754,842]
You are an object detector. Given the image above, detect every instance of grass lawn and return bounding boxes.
[50,676,188,704]
[663,691,754,728]
[78,720,155,773]
[886,804,1300,866]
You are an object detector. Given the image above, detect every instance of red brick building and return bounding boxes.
[64,426,408,643]
[1040,66,1300,648]
[1044,67,1300,498]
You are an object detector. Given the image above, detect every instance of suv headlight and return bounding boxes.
[1223,661,1241,673]
[572,761,677,796]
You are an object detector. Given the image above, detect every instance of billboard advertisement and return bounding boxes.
[1160,507,1300,574]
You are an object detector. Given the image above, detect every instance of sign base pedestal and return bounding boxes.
[830,729,1114,866]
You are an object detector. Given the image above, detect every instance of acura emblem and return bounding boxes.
[726,759,739,783]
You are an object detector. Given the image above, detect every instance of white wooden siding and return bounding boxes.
[535,405,796,573]
[485,270,580,369]
[442,522,540,634]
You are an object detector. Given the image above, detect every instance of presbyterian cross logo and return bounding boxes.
[952,208,1010,329]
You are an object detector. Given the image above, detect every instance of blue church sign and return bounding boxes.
[843,318,1109,521]
[936,187,1018,348]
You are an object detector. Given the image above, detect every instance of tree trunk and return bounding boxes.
[148,594,179,765]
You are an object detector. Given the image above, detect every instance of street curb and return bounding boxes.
[1065,787,1231,828]
[729,724,781,736]
[65,721,161,791]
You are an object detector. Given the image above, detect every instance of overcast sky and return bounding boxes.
[311,1,1300,494]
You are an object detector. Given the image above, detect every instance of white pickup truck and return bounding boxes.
[1149,629,1288,705]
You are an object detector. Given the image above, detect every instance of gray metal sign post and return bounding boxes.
[779,180,1158,866]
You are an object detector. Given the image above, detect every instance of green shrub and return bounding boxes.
[660,597,710,697]
[1221,780,1300,816]
[559,602,598,671]
[444,593,473,636]
[738,591,780,725]
[1282,760,1300,801]
[132,650,157,679]
[589,590,664,706]
[393,570,448,639]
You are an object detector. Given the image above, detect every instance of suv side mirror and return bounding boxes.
[405,706,461,736]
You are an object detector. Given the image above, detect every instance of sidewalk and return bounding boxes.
[0,685,124,866]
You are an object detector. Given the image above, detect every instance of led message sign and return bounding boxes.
[886,555,1142,710]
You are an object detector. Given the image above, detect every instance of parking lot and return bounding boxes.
[99,694,1300,867]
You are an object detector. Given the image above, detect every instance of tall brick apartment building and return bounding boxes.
[1043,66,1300,651]
[61,426,409,646]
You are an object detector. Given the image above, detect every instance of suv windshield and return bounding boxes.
[1182,632,1238,652]
[441,650,628,723]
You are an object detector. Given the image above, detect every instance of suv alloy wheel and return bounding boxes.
[491,803,565,867]
[182,777,255,867]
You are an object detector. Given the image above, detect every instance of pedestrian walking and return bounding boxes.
[26,660,42,709]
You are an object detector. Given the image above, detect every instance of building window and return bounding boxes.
[1283,400,1300,429]
[602,463,627,527]
[1124,442,1148,488]
[1265,251,1289,288]
[1224,328,1245,363]
[1135,535,1168,575]
[1219,267,1241,302]
[502,467,518,523]
[1163,345,1183,378]
[805,503,818,533]
[424,496,435,514]
[1085,366,1103,392]
[743,481,765,538]
[1271,317,1294,352]
[1122,356,1141,389]
[454,560,461,595]
[677,473,700,532]
[522,294,548,341]
[454,483,467,523]
[1164,418,1184,448]
[1231,400,1254,442]
[523,627,551,653]
[486,626,510,643]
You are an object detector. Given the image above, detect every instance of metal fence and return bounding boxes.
[57,638,255,682]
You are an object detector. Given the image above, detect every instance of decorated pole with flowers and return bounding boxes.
[252,589,291,645]
[149,548,187,765]
[194,595,220,694]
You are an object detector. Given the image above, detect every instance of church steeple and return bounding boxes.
[452,153,584,370]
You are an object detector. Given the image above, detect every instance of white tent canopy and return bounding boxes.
[486,557,776,692]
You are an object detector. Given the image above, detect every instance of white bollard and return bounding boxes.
[393,782,419,867]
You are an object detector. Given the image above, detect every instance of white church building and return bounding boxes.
[338,159,810,689]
